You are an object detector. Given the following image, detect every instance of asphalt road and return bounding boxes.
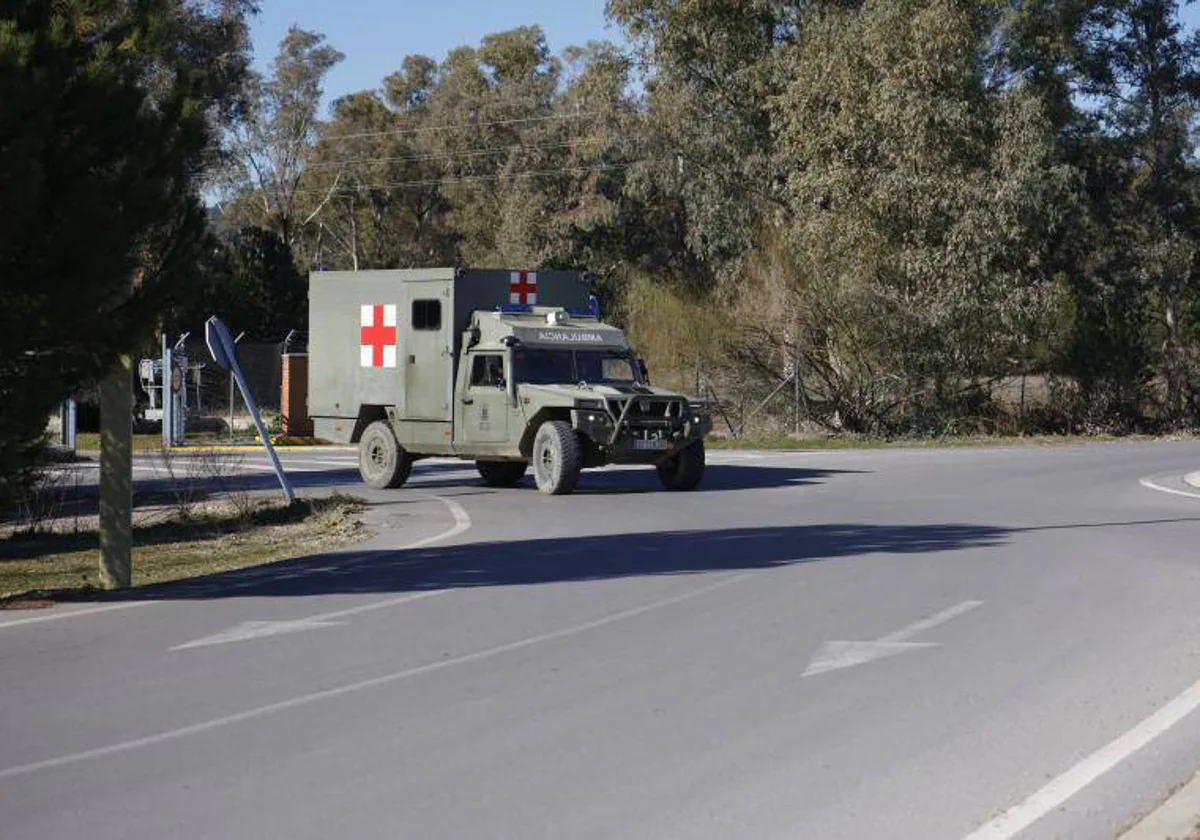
[5,442,1200,839]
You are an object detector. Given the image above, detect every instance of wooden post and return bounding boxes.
[99,354,133,589]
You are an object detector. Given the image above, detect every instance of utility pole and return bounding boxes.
[794,355,801,435]
[792,317,807,436]
[161,333,173,448]
[98,353,133,589]
[227,330,245,440]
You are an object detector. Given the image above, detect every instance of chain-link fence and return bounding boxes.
[119,332,306,441]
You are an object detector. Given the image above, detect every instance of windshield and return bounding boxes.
[513,349,576,384]
[514,348,640,385]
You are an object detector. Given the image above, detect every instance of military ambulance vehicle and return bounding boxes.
[309,268,712,495]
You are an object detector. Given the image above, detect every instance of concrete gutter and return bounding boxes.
[1121,771,1200,839]
[1126,473,1200,838]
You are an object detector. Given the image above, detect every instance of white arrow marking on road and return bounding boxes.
[171,587,446,650]
[802,599,983,677]
[0,573,749,781]
[172,619,343,650]
[171,495,471,651]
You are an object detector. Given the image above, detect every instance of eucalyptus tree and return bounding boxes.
[765,0,1075,430]
[221,27,344,250]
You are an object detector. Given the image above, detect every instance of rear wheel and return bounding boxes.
[358,420,412,489]
[656,440,705,491]
[476,460,527,487]
[532,420,582,495]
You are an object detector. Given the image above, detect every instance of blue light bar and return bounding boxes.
[495,304,533,313]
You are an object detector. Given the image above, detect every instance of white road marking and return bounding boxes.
[1139,476,1200,500]
[170,496,470,649]
[0,602,150,629]
[275,458,358,468]
[171,618,343,649]
[962,676,1200,840]
[403,494,472,549]
[66,464,179,475]
[883,599,983,643]
[0,573,749,780]
[2,495,471,630]
[803,600,983,677]
[171,590,444,650]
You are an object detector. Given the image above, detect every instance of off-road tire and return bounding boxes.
[532,420,582,495]
[359,420,412,489]
[656,440,705,491]
[476,460,527,487]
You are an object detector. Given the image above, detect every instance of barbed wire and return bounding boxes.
[319,110,609,142]
[304,137,620,170]
[294,160,649,194]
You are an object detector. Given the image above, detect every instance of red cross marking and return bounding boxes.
[361,304,397,367]
[509,271,538,305]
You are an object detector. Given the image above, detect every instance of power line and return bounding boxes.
[295,161,646,194]
[319,110,609,142]
[305,137,620,170]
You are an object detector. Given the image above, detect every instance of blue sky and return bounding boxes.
[249,1,616,111]
[249,1,1200,115]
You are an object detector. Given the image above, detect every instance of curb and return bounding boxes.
[1122,771,1200,839]
[171,445,353,454]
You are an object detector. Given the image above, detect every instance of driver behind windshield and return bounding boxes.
[514,348,641,385]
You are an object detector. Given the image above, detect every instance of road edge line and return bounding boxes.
[0,602,150,629]
[403,494,472,550]
[1139,476,1200,500]
[2,494,472,630]
[0,573,748,780]
[962,676,1200,840]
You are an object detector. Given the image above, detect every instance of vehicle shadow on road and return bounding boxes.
[7,463,857,527]
[98,519,1007,602]
[407,464,863,493]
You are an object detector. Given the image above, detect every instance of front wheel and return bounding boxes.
[532,420,583,495]
[359,420,412,489]
[656,440,705,491]
[477,460,527,487]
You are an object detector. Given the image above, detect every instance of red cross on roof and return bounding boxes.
[509,271,538,305]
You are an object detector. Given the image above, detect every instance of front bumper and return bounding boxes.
[573,396,712,463]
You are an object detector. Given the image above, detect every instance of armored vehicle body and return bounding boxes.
[309,268,711,494]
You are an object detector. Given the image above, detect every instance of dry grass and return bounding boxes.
[0,493,369,602]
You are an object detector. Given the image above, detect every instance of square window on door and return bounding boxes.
[413,299,442,330]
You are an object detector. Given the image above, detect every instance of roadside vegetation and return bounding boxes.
[203,0,1200,442]
[0,447,367,603]
[8,1,1200,506]
[0,492,367,603]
